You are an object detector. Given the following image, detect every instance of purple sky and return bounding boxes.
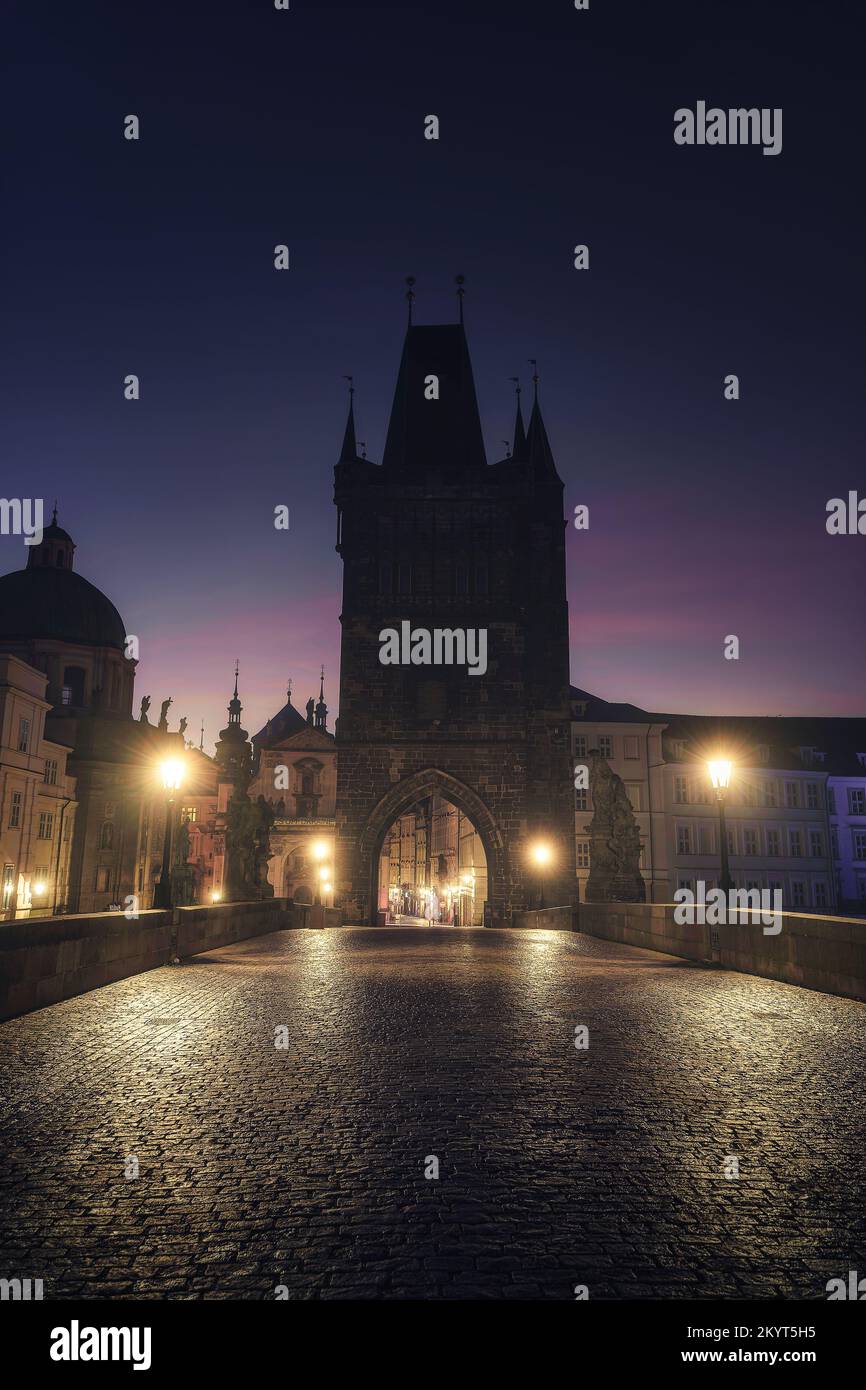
[3,0,862,747]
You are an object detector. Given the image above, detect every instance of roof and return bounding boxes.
[0,565,127,650]
[569,686,866,774]
[382,323,487,476]
[251,696,308,749]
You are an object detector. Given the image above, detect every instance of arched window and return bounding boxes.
[301,771,314,796]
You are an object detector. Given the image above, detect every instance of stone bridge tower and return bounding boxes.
[333,309,575,926]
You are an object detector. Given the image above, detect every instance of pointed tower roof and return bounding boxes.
[525,397,561,482]
[382,323,487,477]
[512,393,527,462]
[338,377,359,463]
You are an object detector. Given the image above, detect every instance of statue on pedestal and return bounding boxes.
[584,750,646,903]
[158,697,172,732]
[139,695,151,723]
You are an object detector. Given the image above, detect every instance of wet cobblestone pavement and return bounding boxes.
[0,926,864,1300]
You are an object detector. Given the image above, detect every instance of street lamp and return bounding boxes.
[529,839,553,909]
[708,758,733,895]
[154,758,185,909]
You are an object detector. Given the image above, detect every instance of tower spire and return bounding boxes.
[455,274,465,325]
[338,376,358,463]
[315,665,328,731]
[510,376,527,460]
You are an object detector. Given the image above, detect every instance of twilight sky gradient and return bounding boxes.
[3,0,863,749]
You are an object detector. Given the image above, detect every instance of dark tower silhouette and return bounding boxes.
[333,307,575,926]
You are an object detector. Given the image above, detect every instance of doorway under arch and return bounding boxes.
[355,768,505,927]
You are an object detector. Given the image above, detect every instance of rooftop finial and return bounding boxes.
[233,659,239,700]
[528,359,539,402]
[199,719,205,751]
[405,275,416,324]
[455,273,465,324]
[287,676,292,701]
[319,664,325,701]
[509,376,521,400]
[51,500,58,525]
[343,374,354,401]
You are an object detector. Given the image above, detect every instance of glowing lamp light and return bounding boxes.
[311,841,328,861]
[318,865,330,881]
[708,759,733,792]
[322,882,333,895]
[211,890,222,903]
[159,759,184,792]
[33,880,47,896]
[530,841,553,867]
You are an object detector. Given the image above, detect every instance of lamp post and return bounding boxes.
[154,758,184,909]
[708,759,733,895]
[311,840,328,905]
[529,840,553,910]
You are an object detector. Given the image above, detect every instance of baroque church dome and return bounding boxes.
[0,514,127,650]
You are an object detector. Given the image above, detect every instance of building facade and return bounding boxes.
[570,688,866,915]
[333,316,575,927]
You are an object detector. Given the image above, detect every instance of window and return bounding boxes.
[44,758,58,785]
[598,736,613,759]
[677,877,695,893]
[766,829,781,857]
[727,829,736,855]
[858,878,866,903]
[676,825,693,855]
[849,788,866,816]
[831,827,840,859]
[853,831,866,861]
[626,784,642,813]
[575,788,588,811]
[2,864,14,907]
[813,882,828,909]
[809,830,824,858]
[573,734,587,759]
[9,791,22,829]
[699,825,712,854]
[624,736,639,760]
[806,783,819,810]
[674,776,689,804]
[743,829,758,856]
[764,781,777,808]
[670,740,686,759]
[828,788,836,814]
[99,822,114,850]
[790,829,803,857]
[791,881,805,908]
[38,812,54,840]
[785,781,800,809]
[62,666,86,705]
[742,782,757,807]
[756,744,770,764]
[576,841,590,869]
[17,718,30,752]
[181,806,197,824]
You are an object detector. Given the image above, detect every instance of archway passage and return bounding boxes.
[337,767,506,927]
[377,792,488,926]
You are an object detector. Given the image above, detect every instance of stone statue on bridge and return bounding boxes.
[224,791,275,901]
[584,750,646,903]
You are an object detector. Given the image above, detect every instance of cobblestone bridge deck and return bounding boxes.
[0,926,863,1299]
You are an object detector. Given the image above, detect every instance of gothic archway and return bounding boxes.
[356,768,506,927]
